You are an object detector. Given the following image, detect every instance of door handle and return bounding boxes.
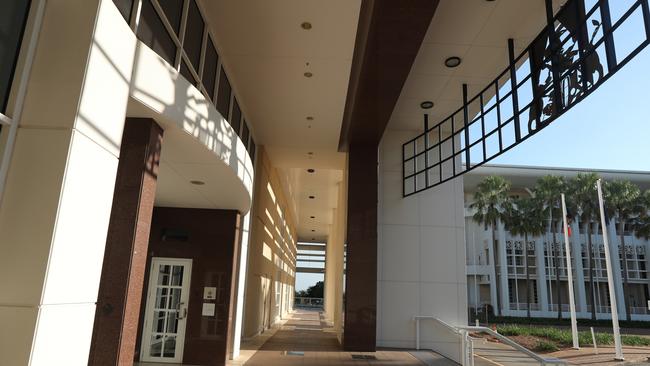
[177,302,188,320]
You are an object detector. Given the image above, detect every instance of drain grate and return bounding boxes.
[283,351,305,356]
[351,354,377,360]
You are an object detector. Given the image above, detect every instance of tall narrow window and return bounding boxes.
[241,121,250,148]
[231,99,242,135]
[112,0,134,23]
[202,37,218,101]
[158,0,183,36]
[137,0,177,66]
[0,0,31,114]
[183,0,204,72]
[216,69,231,120]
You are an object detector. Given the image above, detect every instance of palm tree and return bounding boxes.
[634,190,650,240]
[503,197,546,319]
[534,175,566,319]
[567,173,600,320]
[604,180,641,322]
[470,176,512,317]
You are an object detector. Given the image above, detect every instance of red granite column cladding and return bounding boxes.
[88,118,163,366]
[343,144,378,351]
[135,207,241,366]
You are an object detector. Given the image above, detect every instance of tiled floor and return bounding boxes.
[236,309,429,365]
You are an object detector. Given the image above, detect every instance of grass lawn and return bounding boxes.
[495,324,650,353]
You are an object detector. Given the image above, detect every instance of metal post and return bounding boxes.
[424,114,429,187]
[590,327,598,354]
[462,84,471,166]
[416,318,420,350]
[562,194,579,349]
[596,179,624,360]
[507,39,521,141]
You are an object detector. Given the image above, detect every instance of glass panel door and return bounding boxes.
[140,257,192,363]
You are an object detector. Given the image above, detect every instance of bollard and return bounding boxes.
[590,327,598,355]
[475,319,479,327]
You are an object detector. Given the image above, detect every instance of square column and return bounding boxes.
[0,1,136,364]
[88,118,163,366]
[497,220,510,315]
[344,144,377,351]
[571,220,588,314]
[535,235,549,313]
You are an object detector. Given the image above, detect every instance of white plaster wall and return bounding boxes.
[377,128,467,362]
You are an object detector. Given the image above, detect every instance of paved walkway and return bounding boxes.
[233,309,436,366]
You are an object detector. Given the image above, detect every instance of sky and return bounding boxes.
[295,2,650,292]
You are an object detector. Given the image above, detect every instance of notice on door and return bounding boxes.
[202,303,216,317]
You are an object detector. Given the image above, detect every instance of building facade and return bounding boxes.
[465,165,650,321]
[1,0,649,365]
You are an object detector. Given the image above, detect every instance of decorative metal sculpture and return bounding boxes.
[403,0,650,197]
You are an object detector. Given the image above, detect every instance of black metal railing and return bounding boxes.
[402,0,650,197]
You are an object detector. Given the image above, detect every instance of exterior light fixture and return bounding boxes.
[307,168,315,173]
[420,101,434,109]
[304,72,313,78]
[444,56,462,68]
[311,229,315,232]
[310,216,315,219]
[301,22,312,30]
[307,151,314,156]
[309,195,315,199]
[306,116,314,121]
[190,180,205,185]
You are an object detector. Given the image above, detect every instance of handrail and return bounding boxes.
[413,316,473,366]
[457,325,567,365]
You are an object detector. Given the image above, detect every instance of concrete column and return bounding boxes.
[0,1,136,364]
[535,235,549,312]
[88,119,163,366]
[571,219,588,315]
[497,220,510,315]
[607,219,626,319]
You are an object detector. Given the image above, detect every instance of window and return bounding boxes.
[202,37,218,101]
[250,138,256,163]
[231,99,242,135]
[112,0,134,23]
[158,0,183,35]
[0,0,31,114]
[137,0,177,65]
[183,0,204,72]
[216,69,231,119]
[242,121,250,147]
[179,60,196,86]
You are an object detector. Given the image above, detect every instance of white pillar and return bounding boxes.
[0,1,135,365]
[607,218,627,320]
[571,218,588,316]
[497,220,510,315]
[535,234,549,313]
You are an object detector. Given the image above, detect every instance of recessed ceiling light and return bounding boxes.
[190,180,205,185]
[420,101,434,109]
[309,195,315,199]
[445,56,462,68]
[306,116,314,121]
[307,168,315,173]
[310,216,315,219]
[304,72,313,78]
[307,151,314,155]
[301,22,312,30]
[311,229,315,232]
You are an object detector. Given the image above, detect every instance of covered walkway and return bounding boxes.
[237,309,433,366]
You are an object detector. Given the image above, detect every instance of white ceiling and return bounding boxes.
[389,0,567,132]
[193,0,570,242]
[201,0,360,242]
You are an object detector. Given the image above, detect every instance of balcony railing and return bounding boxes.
[403,0,650,196]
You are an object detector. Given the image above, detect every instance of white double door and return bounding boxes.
[140,257,192,363]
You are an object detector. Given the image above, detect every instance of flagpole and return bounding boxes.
[596,179,624,360]
[561,193,579,349]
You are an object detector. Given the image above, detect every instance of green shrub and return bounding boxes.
[495,324,650,348]
[534,340,559,353]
